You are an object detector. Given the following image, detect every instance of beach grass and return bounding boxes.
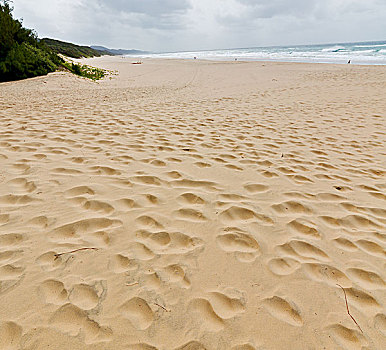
[62,61,107,81]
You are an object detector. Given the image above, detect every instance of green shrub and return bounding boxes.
[0,1,107,82]
[0,0,61,82]
[71,62,82,75]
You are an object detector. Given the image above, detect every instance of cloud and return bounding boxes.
[95,0,190,16]
[235,0,318,19]
[11,0,386,52]
[87,0,191,29]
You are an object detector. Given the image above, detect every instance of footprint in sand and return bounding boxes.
[332,237,358,252]
[0,233,23,247]
[69,283,100,310]
[327,324,366,350]
[28,215,49,228]
[119,297,154,330]
[344,288,380,311]
[82,200,115,214]
[177,192,206,205]
[129,242,156,261]
[0,321,22,350]
[355,239,386,258]
[320,214,381,230]
[163,264,191,288]
[7,177,37,194]
[268,257,301,276]
[131,175,162,186]
[375,313,386,336]
[276,239,329,262]
[346,267,385,290]
[115,198,140,209]
[302,263,351,287]
[170,179,219,191]
[263,296,303,327]
[49,218,121,243]
[189,291,245,331]
[243,183,269,193]
[65,185,95,197]
[51,303,112,344]
[89,165,121,176]
[141,271,162,290]
[0,194,37,206]
[142,193,161,205]
[39,279,68,305]
[135,215,164,230]
[35,251,64,271]
[216,227,260,262]
[0,250,23,266]
[218,193,247,202]
[108,254,138,273]
[287,219,320,239]
[127,343,158,350]
[51,167,83,175]
[175,208,207,222]
[174,341,206,350]
[231,345,256,350]
[220,206,273,225]
[0,264,24,283]
[272,201,312,215]
[136,230,203,255]
[208,291,246,319]
[0,214,10,226]
[189,298,224,331]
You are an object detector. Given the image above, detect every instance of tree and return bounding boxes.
[0,0,61,82]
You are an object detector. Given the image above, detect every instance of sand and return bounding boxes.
[0,57,385,350]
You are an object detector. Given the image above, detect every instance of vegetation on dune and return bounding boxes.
[0,0,110,82]
[0,0,62,82]
[41,38,112,59]
[62,61,107,81]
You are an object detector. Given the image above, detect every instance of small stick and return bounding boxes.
[126,282,139,287]
[336,284,363,333]
[54,247,98,260]
[153,303,170,312]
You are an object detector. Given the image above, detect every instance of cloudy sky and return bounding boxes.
[12,0,386,52]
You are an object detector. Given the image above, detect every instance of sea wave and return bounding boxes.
[354,44,386,48]
[321,46,346,52]
[127,41,386,65]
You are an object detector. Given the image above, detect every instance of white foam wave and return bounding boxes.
[354,44,386,48]
[321,46,345,52]
[128,42,386,65]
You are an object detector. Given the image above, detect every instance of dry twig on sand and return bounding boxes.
[153,302,170,312]
[54,247,98,260]
[126,282,139,287]
[336,284,363,333]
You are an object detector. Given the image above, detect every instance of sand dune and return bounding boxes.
[0,57,385,349]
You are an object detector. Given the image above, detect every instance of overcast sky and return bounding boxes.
[12,0,386,52]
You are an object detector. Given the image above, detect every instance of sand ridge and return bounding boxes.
[0,57,385,349]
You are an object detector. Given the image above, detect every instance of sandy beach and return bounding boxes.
[0,57,385,349]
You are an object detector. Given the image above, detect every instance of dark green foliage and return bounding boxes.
[71,62,82,75]
[41,38,113,58]
[0,0,62,82]
[0,1,107,82]
[0,42,61,81]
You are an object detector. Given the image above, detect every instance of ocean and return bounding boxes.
[129,41,386,65]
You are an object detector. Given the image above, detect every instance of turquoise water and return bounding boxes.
[132,41,386,65]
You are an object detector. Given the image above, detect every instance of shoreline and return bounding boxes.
[123,55,386,66]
